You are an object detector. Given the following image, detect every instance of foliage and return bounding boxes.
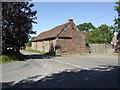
[77,22,95,32]
[0,55,17,64]
[0,53,26,64]
[25,41,31,47]
[30,36,36,41]
[25,36,36,47]
[87,24,113,44]
[114,1,120,29]
[110,25,119,34]
[2,2,37,54]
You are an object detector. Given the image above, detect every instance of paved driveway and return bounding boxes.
[1,51,120,88]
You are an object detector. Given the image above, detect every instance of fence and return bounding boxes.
[89,44,114,53]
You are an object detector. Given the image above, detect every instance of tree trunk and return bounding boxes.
[15,47,20,54]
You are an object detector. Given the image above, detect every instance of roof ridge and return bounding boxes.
[32,21,74,41]
[47,23,67,32]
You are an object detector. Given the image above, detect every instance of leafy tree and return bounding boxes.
[87,24,113,44]
[30,36,36,41]
[25,36,36,47]
[114,1,120,52]
[77,22,95,32]
[2,2,37,54]
[110,25,119,34]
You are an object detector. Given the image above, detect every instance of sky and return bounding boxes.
[30,2,118,37]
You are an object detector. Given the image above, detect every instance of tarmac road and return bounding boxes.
[1,51,119,88]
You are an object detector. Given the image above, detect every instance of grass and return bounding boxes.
[24,49,46,54]
[0,55,18,64]
[0,53,26,64]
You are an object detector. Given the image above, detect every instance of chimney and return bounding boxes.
[68,19,73,22]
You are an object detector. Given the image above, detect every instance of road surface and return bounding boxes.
[1,51,119,88]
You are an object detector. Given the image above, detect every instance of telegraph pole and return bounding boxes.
[118,0,120,28]
[114,0,120,53]
[117,0,120,53]
[117,0,120,35]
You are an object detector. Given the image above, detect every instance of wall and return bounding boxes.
[89,44,113,53]
[56,30,87,55]
[56,38,71,55]
[36,42,43,51]
[31,42,37,50]
[74,31,86,53]
[32,39,56,53]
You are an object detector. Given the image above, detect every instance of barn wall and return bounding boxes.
[56,38,71,55]
[49,39,56,52]
[31,42,37,50]
[36,42,42,51]
[56,34,86,55]
[44,41,50,52]
[32,39,56,53]
[74,31,86,53]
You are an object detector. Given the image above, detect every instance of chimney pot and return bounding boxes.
[68,19,73,22]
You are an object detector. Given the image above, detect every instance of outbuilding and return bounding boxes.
[32,19,87,55]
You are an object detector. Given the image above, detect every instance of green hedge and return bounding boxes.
[0,55,18,64]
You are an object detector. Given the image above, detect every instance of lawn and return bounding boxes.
[24,49,46,54]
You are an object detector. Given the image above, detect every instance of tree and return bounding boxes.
[87,24,113,44]
[25,36,36,47]
[2,2,37,54]
[77,22,95,32]
[114,1,120,52]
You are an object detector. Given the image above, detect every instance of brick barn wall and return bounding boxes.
[31,42,37,50]
[74,31,86,53]
[33,39,57,53]
[55,28,86,55]
[36,42,42,51]
[49,39,56,52]
[44,41,50,52]
[56,38,71,55]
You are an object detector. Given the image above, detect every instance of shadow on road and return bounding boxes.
[23,51,62,60]
[2,65,120,88]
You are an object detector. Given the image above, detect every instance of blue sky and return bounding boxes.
[31,2,117,37]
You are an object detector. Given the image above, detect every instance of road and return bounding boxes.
[1,51,120,88]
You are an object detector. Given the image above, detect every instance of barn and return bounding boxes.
[32,19,87,55]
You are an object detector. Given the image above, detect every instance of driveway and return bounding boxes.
[1,51,120,88]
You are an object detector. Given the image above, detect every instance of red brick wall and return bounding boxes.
[31,42,37,50]
[56,28,86,55]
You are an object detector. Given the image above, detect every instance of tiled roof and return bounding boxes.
[32,23,69,41]
[81,31,89,37]
[32,19,87,41]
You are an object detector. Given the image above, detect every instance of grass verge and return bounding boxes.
[24,49,46,54]
[0,53,26,64]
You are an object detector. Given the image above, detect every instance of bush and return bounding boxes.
[0,55,10,61]
[0,55,18,64]
[0,53,26,64]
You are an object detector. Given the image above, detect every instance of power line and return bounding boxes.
[85,12,116,22]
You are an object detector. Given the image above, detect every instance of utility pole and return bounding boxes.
[117,0,120,34]
[118,0,120,28]
[118,0,120,19]
[114,0,120,53]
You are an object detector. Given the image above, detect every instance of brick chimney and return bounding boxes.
[68,19,73,22]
